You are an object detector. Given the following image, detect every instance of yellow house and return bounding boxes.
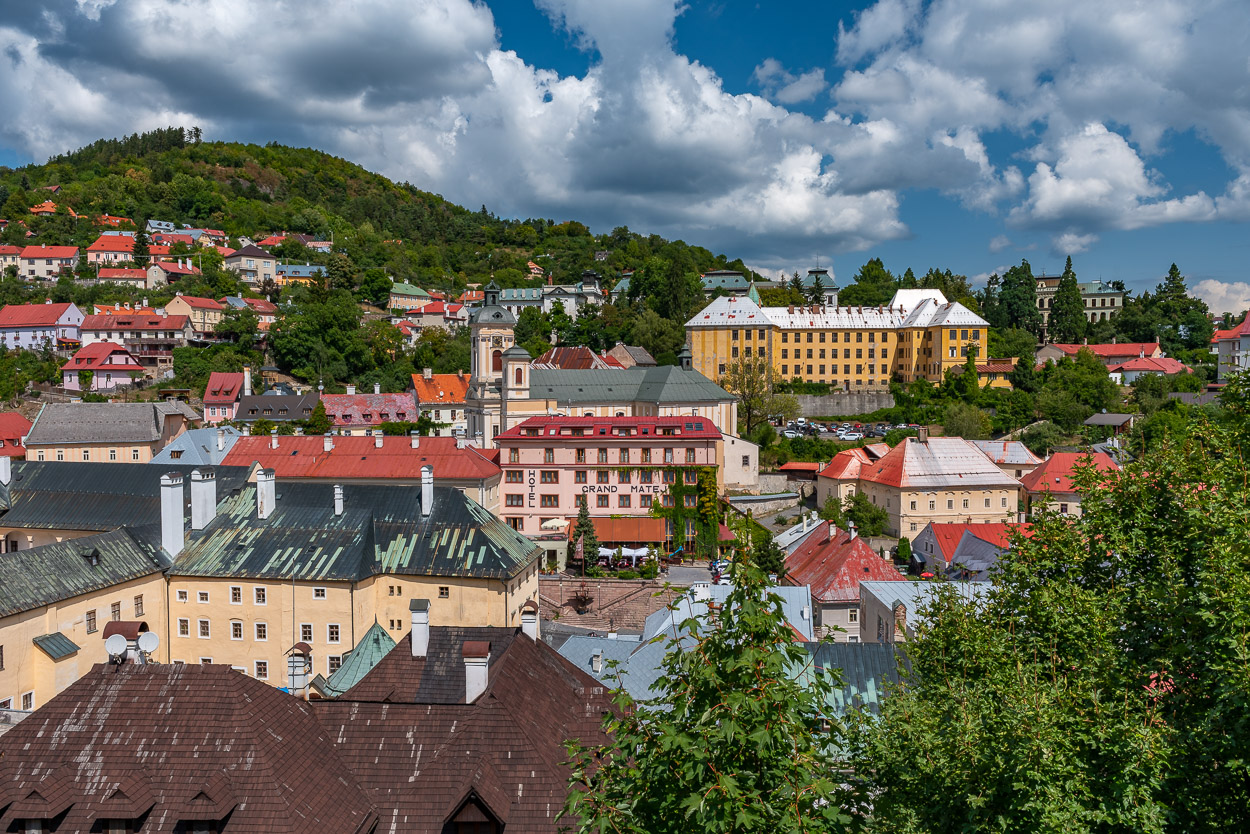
[685,289,990,388]
[23,401,197,464]
[164,294,225,336]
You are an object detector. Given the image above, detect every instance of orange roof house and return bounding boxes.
[1020,452,1119,518]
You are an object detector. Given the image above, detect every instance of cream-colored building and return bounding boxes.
[164,294,225,337]
[817,431,1021,537]
[23,401,197,464]
[685,289,990,389]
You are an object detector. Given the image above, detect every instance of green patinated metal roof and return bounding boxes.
[0,527,167,618]
[171,482,541,582]
[33,632,80,660]
[796,642,907,717]
[319,621,396,697]
[529,365,732,405]
[388,282,429,298]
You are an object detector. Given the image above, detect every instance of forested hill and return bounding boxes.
[0,127,755,292]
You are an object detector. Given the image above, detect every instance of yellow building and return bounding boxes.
[685,289,990,388]
[23,401,196,464]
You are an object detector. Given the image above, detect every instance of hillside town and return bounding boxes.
[0,126,1246,833]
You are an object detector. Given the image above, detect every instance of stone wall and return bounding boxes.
[796,391,894,417]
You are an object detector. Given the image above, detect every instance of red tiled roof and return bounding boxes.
[411,372,469,405]
[859,436,1019,489]
[1019,452,1120,495]
[173,295,222,310]
[216,246,236,257]
[221,435,500,481]
[80,314,189,332]
[1049,342,1159,358]
[0,245,22,256]
[153,233,195,245]
[29,200,58,214]
[87,235,135,253]
[203,371,245,405]
[785,521,906,603]
[61,341,142,371]
[569,516,667,543]
[1109,356,1192,374]
[975,361,1016,373]
[94,303,156,315]
[817,447,872,480]
[0,412,32,456]
[924,521,1032,565]
[19,245,78,259]
[152,262,200,275]
[96,268,148,281]
[242,297,278,314]
[497,415,722,440]
[0,302,76,328]
[95,214,131,227]
[319,393,416,427]
[531,346,614,370]
[778,461,823,472]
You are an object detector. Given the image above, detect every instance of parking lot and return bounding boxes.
[777,420,919,441]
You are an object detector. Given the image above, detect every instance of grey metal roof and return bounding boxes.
[0,461,252,532]
[642,583,816,642]
[150,426,243,466]
[0,527,167,618]
[171,481,541,582]
[859,579,990,633]
[236,393,320,422]
[796,642,905,716]
[25,401,197,446]
[32,632,80,660]
[529,365,733,405]
[1084,413,1135,426]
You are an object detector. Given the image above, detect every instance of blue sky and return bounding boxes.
[2,0,1248,310]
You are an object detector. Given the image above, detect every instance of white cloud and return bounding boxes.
[1052,231,1098,255]
[751,59,828,104]
[988,234,1012,253]
[1193,279,1250,315]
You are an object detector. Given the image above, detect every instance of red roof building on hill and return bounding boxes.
[86,234,135,263]
[221,434,502,511]
[19,244,80,279]
[61,341,145,392]
[0,301,85,349]
[202,371,245,424]
[0,412,32,458]
[95,268,149,287]
[1037,341,1162,368]
[410,370,470,438]
[319,391,418,433]
[531,346,617,370]
[1108,355,1193,382]
[913,521,1033,570]
[1020,452,1119,518]
[783,520,906,640]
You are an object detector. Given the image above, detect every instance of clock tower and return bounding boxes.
[466,282,517,444]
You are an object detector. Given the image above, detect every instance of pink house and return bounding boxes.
[203,371,247,424]
[61,342,145,391]
[494,415,725,540]
[0,301,84,350]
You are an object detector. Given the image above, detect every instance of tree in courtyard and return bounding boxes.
[895,535,911,565]
[564,550,858,834]
[719,354,793,438]
[843,492,888,537]
[752,530,787,579]
[302,400,333,435]
[942,400,991,439]
[571,494,599,562]
[1048,255,1087,343]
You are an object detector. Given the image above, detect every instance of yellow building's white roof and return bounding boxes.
[685,291,989,330]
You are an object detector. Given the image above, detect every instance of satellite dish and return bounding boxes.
[137,631,159,655]
[104,633,128,659]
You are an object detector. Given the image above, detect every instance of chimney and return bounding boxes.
[270,427,279,449]
[346,384,356,395]
[190,469,216,530]
[373,381,381,394]
[216,427,225,452]
[848,521,858,541]
[256,468,276,520]
[421,465,433,516]
[918,426,929,443]
[1083,338,1088,345]
[423,367,432,380]
[592,650,603,674]
[374,430,384,448]
[324,432,334,452]
[0,455,10,486]
[333,484,344,516]
[520,599,539,641]
[463,641,490,702]
[160,472,184,557]
[410,599,430,657]
[410,430,419,449]
[456,437,465,450]
[242,366,252,397]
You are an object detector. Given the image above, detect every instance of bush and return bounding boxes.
[639,562,659,580]
[617,569,639,580]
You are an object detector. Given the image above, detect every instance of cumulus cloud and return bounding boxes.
[751,59,828,104]
[1052,231,1098,255]
[988,234,1012,253]
[1193,279,1250,315]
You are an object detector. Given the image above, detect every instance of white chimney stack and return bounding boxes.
[463,641,490,703]
[324,432,334,452]
[373,381,381,394]
[190,468,216,530]
[346,383,356,395]
[848,521,857,541]
[256,468,276,520]
[421,465,433,516]
[520,600,539,641]
[423,367,432,380]
[270,427,279,449]
[410,431,419,449]
[333,484,344,516]
[410,599,430,657]
[216,427,225,452]
[0,455,10,486]
[160,472,184,557]
[374,430,383,448]
[592,650,603,674]
[243,366,252,397]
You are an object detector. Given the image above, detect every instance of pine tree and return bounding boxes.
[896,535,912,565]
[132,224,151,267]
[572,494,598,561]
[1048,255,1087,343]
[997,260,1044,338]
[807,273,826,305]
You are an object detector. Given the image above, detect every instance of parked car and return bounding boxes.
[841,432,865,441]
[783,429,802,439]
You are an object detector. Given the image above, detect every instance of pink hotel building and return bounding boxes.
[494,416,724,538]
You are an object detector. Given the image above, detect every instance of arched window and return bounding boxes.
[492,350,502,372]
[514,367,523,385]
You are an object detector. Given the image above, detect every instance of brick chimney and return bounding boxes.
[410,599,430,658]
[463,641,490,702]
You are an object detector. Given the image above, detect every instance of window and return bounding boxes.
[640,495,653,508]
[328,656,344,675]
[231,586,242,604]
[508,448,519,464]
[107,601,120,621]
[439,586,449,598]
[255,622,267,641]
[301,623,313,642]
[618,495,631,508]
[597,448,608,463]
[86,610,98,633]
[81,449,90,461]
[328,624,341,643]
[178,618,189,637]
[684,470,697,485]
[911,522,918,531]
[55,449,64,461]
[597,470,610,484]
[848,609,859,623]
[254,587,266,605]
[662,470,676,484]
[962,499,969,509]
[21,692,33,711]
[505,470,523,483]
[597,495,610,508]
[540,494,559,508]
[131,448,140,461]
[198,619,210,638]
[313,587,326,600]
[619,448,630,464]
[255,660,268,679]
[109,448,117,461]
[683,494,697,508]
[545,448,556,463]
[231,621,243,640]
[1002,496,1009,507]
[134,594,144,616]
[36,450,43,461]
[1060,503,1070,514]
[929,500,936,510]
[574,470,588,484]
[506,494,524,507]
[662,495,675,508]
[540,470,558,483]
[198,591,209,603]
[742,455,750,468]
[909,500,917,511]
[947,500,954,510]
[985,498,991,508]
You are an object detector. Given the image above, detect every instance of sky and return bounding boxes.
[2,0,1249,311]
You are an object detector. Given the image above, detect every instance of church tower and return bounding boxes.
[466,282,517,444]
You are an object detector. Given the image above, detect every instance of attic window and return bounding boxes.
[170,450,183,459]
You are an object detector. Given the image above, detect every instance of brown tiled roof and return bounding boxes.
[0,663,377,834]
